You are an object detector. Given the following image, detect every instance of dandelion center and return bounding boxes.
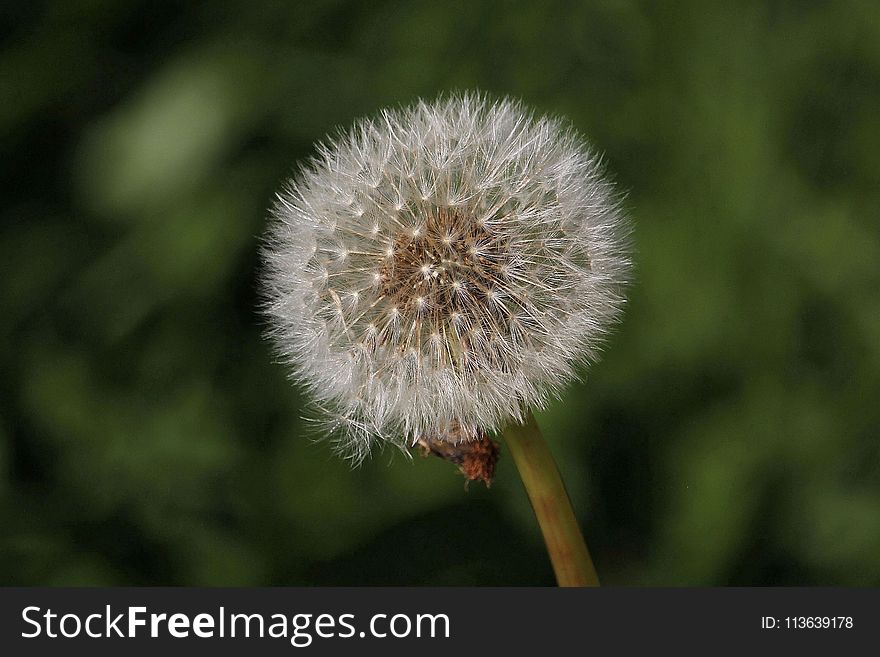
[366,206,511,365]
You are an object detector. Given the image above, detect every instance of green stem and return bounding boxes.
[503,411,599,587]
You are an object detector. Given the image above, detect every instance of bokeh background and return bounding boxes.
[2,0,879,586]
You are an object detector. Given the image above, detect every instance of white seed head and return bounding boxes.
[262,94,631,461]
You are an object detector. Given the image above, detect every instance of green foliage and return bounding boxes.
[1,0,878,585]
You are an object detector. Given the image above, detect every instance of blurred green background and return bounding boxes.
[2,0,879,586]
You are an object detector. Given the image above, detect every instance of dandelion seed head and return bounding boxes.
[262,93,631,460]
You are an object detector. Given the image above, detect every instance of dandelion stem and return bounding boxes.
[503,411,599,587]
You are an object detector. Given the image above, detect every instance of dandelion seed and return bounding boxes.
[261,93,630,461]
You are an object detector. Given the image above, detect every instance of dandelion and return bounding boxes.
[262,94,631,586]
